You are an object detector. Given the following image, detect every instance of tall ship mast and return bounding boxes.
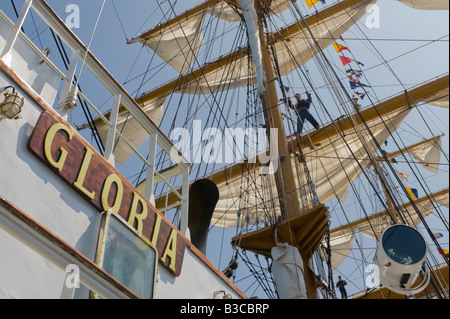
[0,0,448,300]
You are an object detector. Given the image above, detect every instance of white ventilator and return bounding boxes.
[374,225,430,296]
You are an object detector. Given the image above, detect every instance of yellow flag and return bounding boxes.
[305,0,320,9]
[405,187,419,200]
[333,43,350,53]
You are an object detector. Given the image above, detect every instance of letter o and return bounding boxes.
[101,174,124,213]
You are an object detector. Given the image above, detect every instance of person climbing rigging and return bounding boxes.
[287,91,321,134]
[336,276,348,299]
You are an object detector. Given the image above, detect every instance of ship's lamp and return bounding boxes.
[374,224,430,296]
[0,86,24,120]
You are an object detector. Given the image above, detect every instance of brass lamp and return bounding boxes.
[0,86,24,120]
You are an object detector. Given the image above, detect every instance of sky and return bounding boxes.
[1,0,448,299]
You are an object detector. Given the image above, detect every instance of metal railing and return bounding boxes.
[0,0,190,234]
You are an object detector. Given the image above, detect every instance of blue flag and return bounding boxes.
[350,80,370,90]
[352,91,366,101]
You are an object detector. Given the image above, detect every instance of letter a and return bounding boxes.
[66,4,80,29]
[366,4,380,29]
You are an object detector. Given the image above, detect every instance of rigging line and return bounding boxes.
[292,4,425,227]
[9,0,24,33]
[280,70,386,244]
[370,88,450,235]
[158,4,247,148]
[29,10,43,50]
[280,36,449,42]
[287,2,406,227]
[282,2,398,221]
[74,0,107,88]
[268,9,378,267]
[125,0,199,186]
[48,29,105,153]
[111,0,129,41]
[351,17,447,95]
[195,32,249,180]
[238,251,277,299]
[265,13,319,209]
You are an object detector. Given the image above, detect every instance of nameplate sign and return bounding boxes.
[28,111,185,276]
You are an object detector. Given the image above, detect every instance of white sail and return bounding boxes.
[97,0,374,164]
[132,0,291,74]
[428,87,449,108]
[319,229,355,271]
[211,76,449,227]
[407,136,443,173]
[212,103,411,227]
[97,97,166,164]
[179,1,373,95]
[398,0,450,10]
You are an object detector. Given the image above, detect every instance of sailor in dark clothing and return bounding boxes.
[288,92,320,134]
[336,276,348,299]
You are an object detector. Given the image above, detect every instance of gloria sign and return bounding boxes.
[28,111,185,276]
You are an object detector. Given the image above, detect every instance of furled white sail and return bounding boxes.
[237,0,266,96]
[398,0,449,10]
[133,0,291,75]
[271,242,308,299]
[407,136,443,173]
[102,0,374,164]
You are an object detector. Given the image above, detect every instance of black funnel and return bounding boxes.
[188,179,219,255]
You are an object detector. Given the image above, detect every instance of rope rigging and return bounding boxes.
[18,0,445,298]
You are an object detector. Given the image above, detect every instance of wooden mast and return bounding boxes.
[253,0,320,299]
[256,5,300,220]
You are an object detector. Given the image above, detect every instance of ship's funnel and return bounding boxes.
[374,225,429,296]
[188,179,219,255]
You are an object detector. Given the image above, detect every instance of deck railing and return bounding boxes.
[0,0,190,234]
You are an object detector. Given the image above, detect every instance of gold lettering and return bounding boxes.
[161,228,177,273]
[101,174,124,213]
[151,213,163,246]
[128,192,148,235]
[44,123,73,172]
[74,147,96,199]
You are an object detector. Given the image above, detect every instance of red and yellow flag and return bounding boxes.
[333,43,350,53]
